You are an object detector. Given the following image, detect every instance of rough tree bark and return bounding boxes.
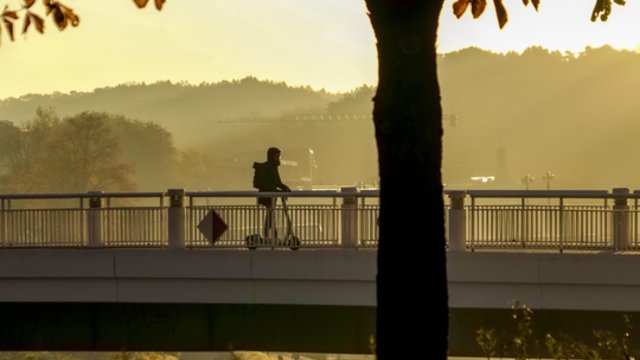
[365,1,447,359]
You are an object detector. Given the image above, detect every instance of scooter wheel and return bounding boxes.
[245,234,261,250]
[289,235,300,251]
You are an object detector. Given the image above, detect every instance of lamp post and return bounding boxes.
[521,174,534,190]
[542,170,555,190]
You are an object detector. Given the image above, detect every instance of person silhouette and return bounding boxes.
[253,147,290,239]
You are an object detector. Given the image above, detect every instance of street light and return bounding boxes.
[542,170,555,190]
[521,174,534,190]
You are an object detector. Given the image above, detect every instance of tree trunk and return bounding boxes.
[365,1,447,359]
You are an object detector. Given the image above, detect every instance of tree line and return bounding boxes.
[0,77,340,148]
[0,108,221,193]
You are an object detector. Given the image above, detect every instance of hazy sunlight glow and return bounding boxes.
[1,0,640,99]
[439,0,640,53]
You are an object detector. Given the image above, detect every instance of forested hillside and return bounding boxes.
[439,46,640,189]
[4,46,640,191]
[0,77,338,148]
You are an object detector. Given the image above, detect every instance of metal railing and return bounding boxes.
[0,189,379,249]
[0,192,166,248]
[8,187,640,252]
[447,188,640,252]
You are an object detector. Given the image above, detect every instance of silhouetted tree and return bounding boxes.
[109,115,178,190]
[366,1,627,359]
[0,120,22,182]
[365,2,447,359]
[174,148,222,190]
[44,112,134,192]
[0,109,135,192]
[1,107,60,192]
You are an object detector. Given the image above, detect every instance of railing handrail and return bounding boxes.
[466,190,610,199]
[0,192,165,200]
[187,190,335,198]
[187,190,380,198]
[7,188,640,200]
[0,190,380,201]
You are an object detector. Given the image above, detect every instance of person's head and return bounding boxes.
[267,147,281,165]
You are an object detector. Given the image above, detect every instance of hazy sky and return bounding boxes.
[1,0,640,99]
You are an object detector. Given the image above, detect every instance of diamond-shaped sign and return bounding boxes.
[197,209,228,245]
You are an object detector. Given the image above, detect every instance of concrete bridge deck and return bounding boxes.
[3,249,640,355]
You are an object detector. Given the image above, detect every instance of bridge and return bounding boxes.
[0,248,375,353]
[3,188,640,356]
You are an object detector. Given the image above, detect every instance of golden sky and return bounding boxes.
[1,0,639,99]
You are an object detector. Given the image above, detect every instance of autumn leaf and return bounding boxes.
[2,6,18,20]
[133,0,164,11]
[44,0,53,15]
[0,0,165,46]
[133,0,150,8]
[531,0,540,10]
[471,0,487,18]
[452,0,470,18]
[45,2,79,30]
[454,0,505,27]
[2,5,17,41]
[52,7,66,29]
[598,0,626,14]
[494,0,508,28]
[60,4,79,26]
[591,0,610,21]
[22,13,30,33]
[3,19,14,41]
[524,0,541,10]
[30,13,44,33]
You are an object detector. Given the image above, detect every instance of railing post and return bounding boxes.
[448,191,467,252]
[0,198,5,247]
[168,188,186,249]
[341,187,358,248]
[87,191,103,248]
[612,187,630,250]
[559,197,564,253]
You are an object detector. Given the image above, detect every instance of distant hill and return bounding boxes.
[5,47,640,190]
[438,46,640,189]
[0,77,339,147]
[0,78,380,189]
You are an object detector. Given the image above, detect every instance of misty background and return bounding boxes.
[0,45,638,193]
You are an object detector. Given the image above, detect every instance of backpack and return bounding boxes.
[252,162,267,189]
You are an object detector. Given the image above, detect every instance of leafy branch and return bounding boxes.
[0,0,164,45]
[452,0,626,29]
